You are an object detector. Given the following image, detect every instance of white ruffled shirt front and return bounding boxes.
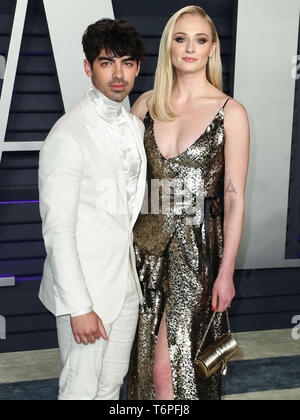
[71,84,142,318]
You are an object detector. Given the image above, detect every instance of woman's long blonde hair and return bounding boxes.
[149,5,223,122]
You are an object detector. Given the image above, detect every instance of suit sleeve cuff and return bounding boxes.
[71,306,93,318]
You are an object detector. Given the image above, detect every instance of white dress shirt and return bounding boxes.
[71,84,142,318]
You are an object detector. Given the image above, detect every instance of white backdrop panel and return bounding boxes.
[234,0,300,269]
[43,0,115,112]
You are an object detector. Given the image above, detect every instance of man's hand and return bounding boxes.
[70,312,109,345]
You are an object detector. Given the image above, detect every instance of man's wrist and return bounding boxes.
[71,306,93,318]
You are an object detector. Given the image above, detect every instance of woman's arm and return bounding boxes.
[212,99,250,313]
[130,90,154,122]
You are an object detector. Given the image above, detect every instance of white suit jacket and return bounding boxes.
[38,93,146,324]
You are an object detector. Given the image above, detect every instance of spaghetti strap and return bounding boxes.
[222,98,231,109]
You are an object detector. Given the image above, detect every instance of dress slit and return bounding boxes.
[154,307,175,399]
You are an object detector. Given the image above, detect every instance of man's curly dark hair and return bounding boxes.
[82,19,147,68]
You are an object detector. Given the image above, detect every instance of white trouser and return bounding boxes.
[56,272,139,400]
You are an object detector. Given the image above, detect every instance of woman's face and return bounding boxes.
[171,13,216,75]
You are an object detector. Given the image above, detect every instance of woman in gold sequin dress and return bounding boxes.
[127,6,250,400]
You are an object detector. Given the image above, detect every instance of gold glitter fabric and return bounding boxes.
[127,98,230,400]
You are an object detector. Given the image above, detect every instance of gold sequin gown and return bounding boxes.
[127,98,230,400]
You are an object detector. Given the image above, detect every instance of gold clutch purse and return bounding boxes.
[194,310,239,379]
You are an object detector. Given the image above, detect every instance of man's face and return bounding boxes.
[84,48,140,102]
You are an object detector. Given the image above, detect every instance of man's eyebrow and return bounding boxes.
[98,56,115,62]
[121,57,135,62]
[98,56,135,62]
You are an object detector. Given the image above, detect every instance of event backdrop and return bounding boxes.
[0,0,299,352]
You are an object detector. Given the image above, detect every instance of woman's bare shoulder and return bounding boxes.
[130,90,154,122]
[225,97,248,117]
[224,97,250,137]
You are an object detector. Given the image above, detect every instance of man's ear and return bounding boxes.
[84,59,93,78]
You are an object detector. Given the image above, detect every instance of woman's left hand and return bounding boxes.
[211,271,236,313]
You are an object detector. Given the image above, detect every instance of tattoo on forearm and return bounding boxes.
[225,178,237,193]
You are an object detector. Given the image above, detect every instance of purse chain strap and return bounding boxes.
[194,310,231,362]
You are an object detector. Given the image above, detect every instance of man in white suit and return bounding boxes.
[38,19,147,400]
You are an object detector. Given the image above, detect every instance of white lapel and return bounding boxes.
[127,113,147,232]
[80,94,128,216]
[80,93,147,231]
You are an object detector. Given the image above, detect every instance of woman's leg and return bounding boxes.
[153,310,174,400]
